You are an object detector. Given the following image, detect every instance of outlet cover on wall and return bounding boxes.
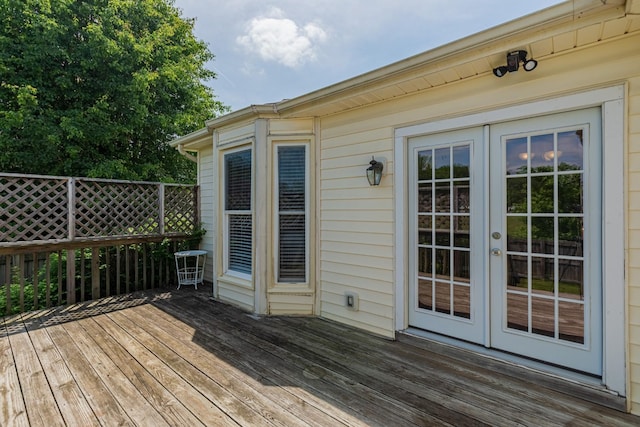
[345,291,359,311]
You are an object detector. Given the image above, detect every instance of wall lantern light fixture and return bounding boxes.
[366,156,383,186]
[493,50,537,77]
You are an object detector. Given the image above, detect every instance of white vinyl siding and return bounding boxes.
[627,75,640,413]
[198,146,215,284]
[319,115,395,338]
[275,144,308,283]
[224,148,252,278]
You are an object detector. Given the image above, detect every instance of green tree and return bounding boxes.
[0,0,227,182]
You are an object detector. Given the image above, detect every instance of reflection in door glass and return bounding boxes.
[418,183,432,213]
[557,130,584,171]
[507,292,528,332]
[435,281,451,314]
[530,134,554,172]
[530,175,554,213]
[559,301,584,344]
[418,215,432,245]
[418,151,433,180]
[503,127,586,345]
[453,145,470,178]
[416,144,471,319]
[435,182,451,213]
[434,147,451,179]
[558,217,583,257]
[532,297,555,338]
[558,174,583,213]
[507,216,527,252]
[505,137,528,175]
[507,255,528,289]
[558,259,584,301]
[531,257,554,295]
[531,217,554,255]
[506,177,527,213]
[454,285,470,319]
[418,278,433,310]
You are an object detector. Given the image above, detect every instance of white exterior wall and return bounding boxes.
[214,122,257,311]
[318,33,640,358]
[197,146,215,287]
[628,75,640,413]
[318,117,395,337]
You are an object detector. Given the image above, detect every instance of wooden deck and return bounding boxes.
[2,289,639,427]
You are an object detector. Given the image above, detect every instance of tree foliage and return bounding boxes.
[0,0,227,182]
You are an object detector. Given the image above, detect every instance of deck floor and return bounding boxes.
[2,288,639,426]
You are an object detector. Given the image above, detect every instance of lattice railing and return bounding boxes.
[0,173,198,246]
[165,185,198,234]
[1,175,69,243]
[75,179,161,238]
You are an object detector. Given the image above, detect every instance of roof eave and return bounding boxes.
[276,0,625,114]
[168,127,210,151]
[204,103,281,130]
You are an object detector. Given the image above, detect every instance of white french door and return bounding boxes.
[489,109,602,375]
[408,108,603,375]
[408,127,486,344]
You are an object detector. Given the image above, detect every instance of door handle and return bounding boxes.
[491,248,502,256]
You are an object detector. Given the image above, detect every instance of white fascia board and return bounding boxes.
[204,104,281,130]
[169,127,211,151]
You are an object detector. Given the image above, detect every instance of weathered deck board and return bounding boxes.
[0,316,28,426]
[155,295,463,426]
[112,306,315,426]
[21,312,99,427]
[1,288,640,427]
[6,315,65,427]
[146,298,428,426]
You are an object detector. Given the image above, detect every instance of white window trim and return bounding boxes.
[273,142,310,287]
[394,85,626,395]
[222,145,254,283]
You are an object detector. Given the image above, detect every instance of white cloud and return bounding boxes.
[236,8,327,68]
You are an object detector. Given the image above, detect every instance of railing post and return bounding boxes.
[66,249,76,304]
[193,185,199,228]
[91,248,100,300]
[4,255,12,314]
[159,183,165,234]
[68,178,76,241]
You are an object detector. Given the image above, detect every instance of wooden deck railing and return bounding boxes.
[0,173,201,316]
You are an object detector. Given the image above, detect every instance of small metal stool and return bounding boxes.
[174,250,207,289]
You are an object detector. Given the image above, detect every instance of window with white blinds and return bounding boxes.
[276,145,307,283]
[224,148,252,276]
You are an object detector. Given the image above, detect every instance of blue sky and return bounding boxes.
[173,0,565,112]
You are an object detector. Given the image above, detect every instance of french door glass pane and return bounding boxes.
[416,144,471,319]
[503,128,586,344]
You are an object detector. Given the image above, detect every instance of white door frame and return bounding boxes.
[394,85,625,395]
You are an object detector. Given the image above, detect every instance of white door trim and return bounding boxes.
[394,85,625,395]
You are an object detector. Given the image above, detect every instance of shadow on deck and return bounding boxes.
[2,287,639,426]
